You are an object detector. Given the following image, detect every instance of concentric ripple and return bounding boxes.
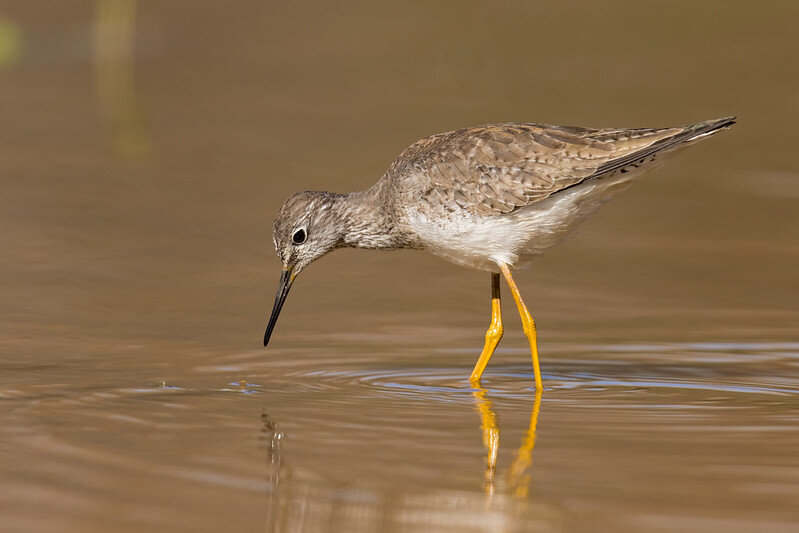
[261,342,799,406]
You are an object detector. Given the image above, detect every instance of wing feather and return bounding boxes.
[388,118,735,216]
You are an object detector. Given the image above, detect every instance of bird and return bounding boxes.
[263,117,736,389]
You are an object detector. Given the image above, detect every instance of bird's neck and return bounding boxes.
[333,177,407,250]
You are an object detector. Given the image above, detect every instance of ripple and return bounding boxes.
[7,342,796,428]
[271,341,799,404]
[279,366,798,405]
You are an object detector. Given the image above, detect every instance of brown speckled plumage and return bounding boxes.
[384,118,735,217]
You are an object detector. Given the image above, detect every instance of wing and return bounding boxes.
[388,118,735,216]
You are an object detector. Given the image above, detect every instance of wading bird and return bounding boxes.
[264,117,735,388]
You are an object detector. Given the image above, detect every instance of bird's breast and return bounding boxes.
[403,207,529,271]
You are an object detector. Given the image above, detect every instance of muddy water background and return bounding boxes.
[2,1,798,531]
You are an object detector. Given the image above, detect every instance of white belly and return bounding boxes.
[405,171,643,272]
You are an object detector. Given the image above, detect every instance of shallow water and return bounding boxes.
[1,2,798,532]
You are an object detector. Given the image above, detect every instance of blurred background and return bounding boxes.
[0,1,797,532]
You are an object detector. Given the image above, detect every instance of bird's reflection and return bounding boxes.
[261,411,287,532]
[261,387,546,532]
[471,383,542,499]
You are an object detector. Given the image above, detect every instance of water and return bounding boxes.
[1,2,798,532]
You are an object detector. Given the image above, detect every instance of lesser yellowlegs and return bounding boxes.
[264,117,736,388]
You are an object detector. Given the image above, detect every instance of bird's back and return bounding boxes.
[384,118,735,270]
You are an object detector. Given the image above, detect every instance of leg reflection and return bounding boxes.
[471,384,542,499]
[507,389,542,498]
[471,384,500,497]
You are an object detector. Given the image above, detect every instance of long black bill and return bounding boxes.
[264,267,295,347]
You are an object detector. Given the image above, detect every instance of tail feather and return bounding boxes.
[593,116,736,179]
[684,116,737,143]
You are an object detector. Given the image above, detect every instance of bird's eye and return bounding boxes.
[292,228,307,244]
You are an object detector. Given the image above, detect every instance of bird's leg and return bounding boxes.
[498,263,543,390]
[469,273,503,383]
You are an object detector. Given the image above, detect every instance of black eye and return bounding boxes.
[292,228,307,244]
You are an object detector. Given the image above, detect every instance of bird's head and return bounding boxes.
[264,191,344,346]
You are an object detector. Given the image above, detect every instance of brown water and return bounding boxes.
[1,2,798,531]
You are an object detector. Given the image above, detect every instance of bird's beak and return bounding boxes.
[264,266,296,347]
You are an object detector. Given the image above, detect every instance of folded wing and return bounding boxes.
[389,118,735,216]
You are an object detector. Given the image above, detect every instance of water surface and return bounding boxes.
[1,1,798,531]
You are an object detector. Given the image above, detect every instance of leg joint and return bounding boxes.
[486,323,504,339]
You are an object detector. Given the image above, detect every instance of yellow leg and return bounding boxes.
[469,273,503,383]
[498,263,543,390]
